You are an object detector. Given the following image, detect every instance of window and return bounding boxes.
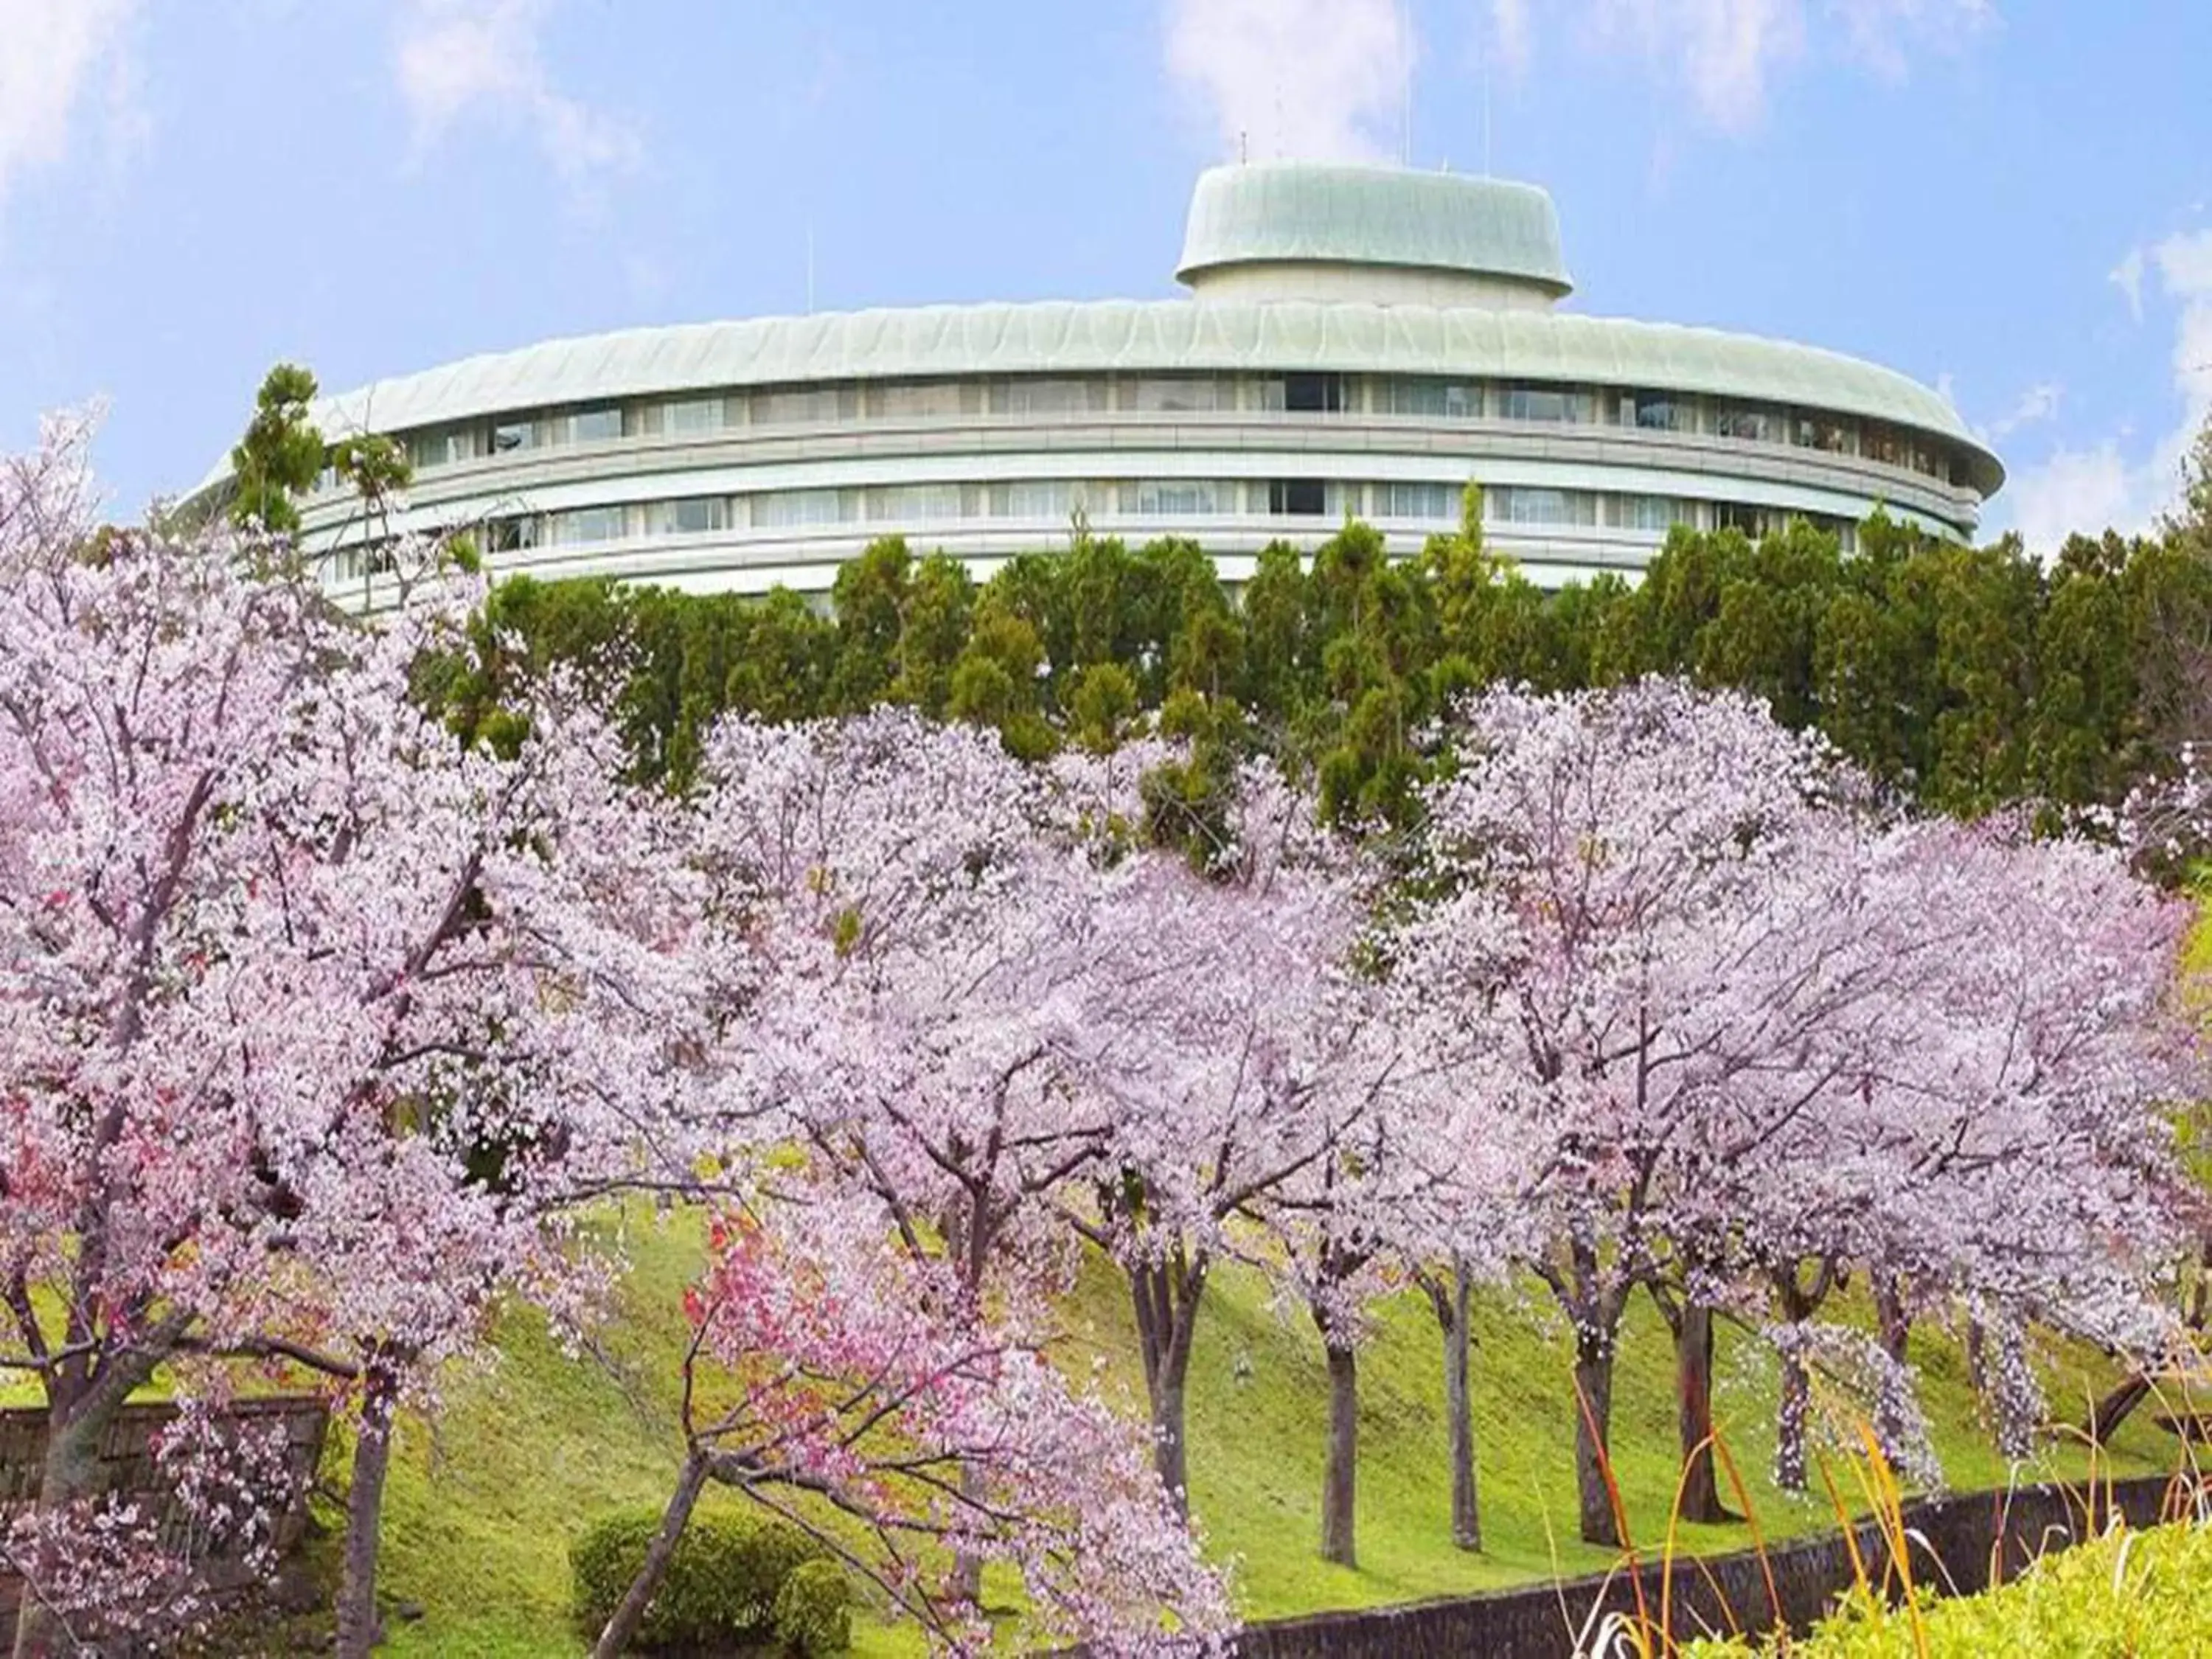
[990,480,1078,518]
[1380,378,1479,419]
[1609,495,1696,532]
[867,484,966,522]
[1489,487,1597,526]
[1125,479,1229,515]
[567,406,624,445]
[667,397,728,436]
[990,379,1107,417]
[1863,422,1905,468]
[1791,414,1854,453]
[647,497,728,536]
[751,386,860,425]
[1266,479,1328,517]
[484,516,541,554]
[549,506,627,545]
[1714,407,1779,444]
[1119,378,1228,413]
[1621,392,1689,432]
[1714,502,1778,537]
[490,418,533,454]
[1380,481,1455,519]
[406,427,481,470]
[1501,386,1591,423]
[866,381,978,420]
[1284,372,1344,413]
[753,489,857,528]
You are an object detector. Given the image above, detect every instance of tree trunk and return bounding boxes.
[947,1461,985,1606]
[1321,1343,1358,1567]
[1673,1301,1732,1525]
[11,1392,105,1659]
[1129,1260,1200,1517]
[1572,1331,1621,1548]
[2084,1373,2154,1444]
[336,1363,401,1659]
[1436,1265,1481,1552]
[1775,1339,1811,1494]
[1964,1315,1989,1399]
[1873,1273,1912,1366]
[592,1450,711,1659]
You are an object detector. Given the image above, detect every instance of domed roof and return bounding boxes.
[1175,162,1573,299]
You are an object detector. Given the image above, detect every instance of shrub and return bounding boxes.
[772,1557,854,1655]
[1684,1520,2212,1657]
[569,1502,825,1651]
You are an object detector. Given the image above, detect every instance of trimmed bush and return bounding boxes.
[772,1558,854,1655]
[569,1502,825,1651]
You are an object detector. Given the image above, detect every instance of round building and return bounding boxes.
[207,163,2003,602]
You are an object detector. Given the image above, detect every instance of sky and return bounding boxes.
[0,0,2206,553]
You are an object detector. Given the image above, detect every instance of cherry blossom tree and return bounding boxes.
[0,422,712,1658]
[1391,681,1927,1543]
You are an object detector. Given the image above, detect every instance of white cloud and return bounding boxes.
[1164,0,1413,163]
[1568,0,1986,132]
[394,0,639,197]
[2111,247,2147,322]
[2003,229,2212,552]
[0,0,140,214]
[1986,380,2061,440]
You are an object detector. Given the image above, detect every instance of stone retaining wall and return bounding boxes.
[1230,1473,2199,1658]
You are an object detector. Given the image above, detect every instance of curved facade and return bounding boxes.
[210,164,2003,603]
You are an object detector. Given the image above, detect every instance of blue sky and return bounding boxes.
[0,0,2205,552]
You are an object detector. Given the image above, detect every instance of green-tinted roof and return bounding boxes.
[1176,163,1573,296]
[198,298,2003,497]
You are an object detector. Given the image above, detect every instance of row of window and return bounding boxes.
[446,479,1860,558]
[380,372,1966,487]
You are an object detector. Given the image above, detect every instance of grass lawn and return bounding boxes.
[360,1213,2175,1657]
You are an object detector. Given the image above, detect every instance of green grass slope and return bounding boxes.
[366,1221,2176,1656]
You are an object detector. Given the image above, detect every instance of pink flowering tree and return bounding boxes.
[594,711,1234,1655]
[1391,681,1933,1541]
[0,422,712,1658]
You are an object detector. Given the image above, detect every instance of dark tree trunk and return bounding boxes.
[1673,1301,1732,1524]
[336,1362,401,1659]
[1872,1273,1912,1366]
[1430,1263,1481,1552]
[1572,1329,1621,1548]
[1964,1315,1989,1399]
[1129,1254,1204,1517]
[1775,1339,1811,1493]
[11,1391,102,1659]
[948,1461,985,1605]
[1320,1343,1359,1567]
[592,1450,711,1659]
[2084,1373,2154,1444]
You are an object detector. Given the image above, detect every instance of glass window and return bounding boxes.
[1380,378,1478,418]
[485,516,542,553]
[990,379,1107,417]
[645,497,728,536]
[405,427,480,470]
[751,386,861,426]
[667,397,728,436]
[753,488,856,528]
[1791,414,1854,453]
[1714,502,1778,537]
[990,480,1077,518]
[1265,479,1328,517]
[1283,373,1344,413]
[867,483,965,522]
[866,381,978,420]
[566,406,622,445]
[1863,422,1905,468]
[490,418,533,454]
[1609,495,1697,532]
[1489,487,1598,526]
[1621,392,1689,432]
[1119,378,1228,413]
[1714,406,1781,444]
[1124,479,1229,515]
[549,506,627,545]
[1379,481,1455,519]
[1501,386,1592,423]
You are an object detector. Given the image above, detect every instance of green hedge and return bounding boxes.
[1686,1520,2212,1657]
[569,1501,849,1652]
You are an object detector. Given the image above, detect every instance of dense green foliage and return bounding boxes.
[1687,1520,2212,1657]
[568,1500,835,1652]
[227,363,329,535]
[773,1559,856,1655]
[437,473,2212,835]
